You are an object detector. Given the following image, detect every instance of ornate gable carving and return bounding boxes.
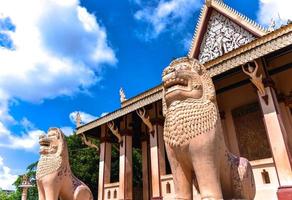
[198,11,255,63]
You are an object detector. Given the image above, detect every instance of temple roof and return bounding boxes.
[188,0,268,62]
[77,24,292,135]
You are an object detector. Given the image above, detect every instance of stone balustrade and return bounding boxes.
[160,158,278,200]
[251,158,279,200]
[104,182,119,200]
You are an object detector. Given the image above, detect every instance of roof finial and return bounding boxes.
[205,0,212,7]
[76,112,82,128]
[119,88,127,103]
[268,18,276,32]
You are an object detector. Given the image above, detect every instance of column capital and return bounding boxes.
[107,121,122,142]
[137,107,154,134]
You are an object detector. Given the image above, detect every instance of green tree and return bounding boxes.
[66,133,99,199]
[12,161,38,200]
[0,189,22,200]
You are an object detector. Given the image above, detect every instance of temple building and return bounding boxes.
[76,0,292,199]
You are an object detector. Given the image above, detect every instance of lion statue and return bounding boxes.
[36,128,93,200]
[162,57,255,200]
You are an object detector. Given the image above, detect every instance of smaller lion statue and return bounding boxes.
[36,128,93,200]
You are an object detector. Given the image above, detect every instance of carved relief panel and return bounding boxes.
[198,11,255,63]
[232,103,271,160]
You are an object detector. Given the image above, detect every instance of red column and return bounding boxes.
[119,130,133,200]
[98,126,112,200]
[149,122,163,200]
[141,133,150,200]
[258,87,292,199]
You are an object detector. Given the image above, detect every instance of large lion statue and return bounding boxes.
[36,128,93,200]
[162,57,255,200]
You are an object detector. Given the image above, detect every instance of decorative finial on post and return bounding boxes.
[268,18,276,32]
[19,174,33,200]
[76,112,81,128]
[119,88,127,103]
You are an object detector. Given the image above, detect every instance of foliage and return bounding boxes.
[15,161,38,200]
[0,189,21,200]
[110,144,120,182]
[133,148,142,187]
[3,161,39,200]
[66,133,99,199]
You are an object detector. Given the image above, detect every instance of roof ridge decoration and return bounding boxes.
[188,0,268,60]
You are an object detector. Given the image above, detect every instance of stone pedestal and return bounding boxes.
[21,188,28,200]
[98,126,112,200]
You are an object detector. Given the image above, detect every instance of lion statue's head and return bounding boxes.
[36,128,67,179]
[162,57,215,108]
[39,128,65,155]
[162,57,218,146]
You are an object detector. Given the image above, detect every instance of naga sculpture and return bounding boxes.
[36,128,93,200]
[162,57,255,200]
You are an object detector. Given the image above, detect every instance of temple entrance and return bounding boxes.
[232,102,272,160]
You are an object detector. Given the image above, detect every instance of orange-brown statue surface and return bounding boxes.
[162,57,255,200]
[36,128,93,200]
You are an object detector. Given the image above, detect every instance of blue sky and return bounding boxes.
[0,0,291,190]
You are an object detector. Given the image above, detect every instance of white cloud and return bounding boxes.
[0,121,44,151]
[134,0,202,38]
[0,0,117,190]
[181,32,193,51]
[60,126,74,136]
[0,156,18,190]
[0,0,116,152]
[0,0,116,103]
[69,111,97,125]
[20,117,36,131]
[258,0,292,27]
